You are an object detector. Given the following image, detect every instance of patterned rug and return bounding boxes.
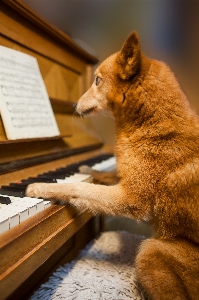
[30,231,149,300]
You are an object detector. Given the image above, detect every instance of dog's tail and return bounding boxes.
[135,237,199,300]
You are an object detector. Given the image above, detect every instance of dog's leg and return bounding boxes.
[79,165,119,185]
[136,238,199,300]
[26,182,144,218]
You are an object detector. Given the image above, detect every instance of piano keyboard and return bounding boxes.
[0,154,116,234]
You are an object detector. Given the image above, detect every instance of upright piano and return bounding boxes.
[0,1,113,298]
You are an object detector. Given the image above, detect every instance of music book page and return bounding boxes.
[0,46,60,140]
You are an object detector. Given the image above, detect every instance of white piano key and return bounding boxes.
[73,173,93,182]
[44,200,51,209]
[22,197,45,212]
[0,195,11,205]
[9,196,44,216]
[0,203,29,223]
[0,209,19,228]
[92,156,116,172]
[9,200,37,217]
[0,215,9,234]
[57,173,92,184]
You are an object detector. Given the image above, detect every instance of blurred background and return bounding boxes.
[24,0,199,146]
[23,0,199,235]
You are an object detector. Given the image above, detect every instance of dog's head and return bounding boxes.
[75,31,142,118]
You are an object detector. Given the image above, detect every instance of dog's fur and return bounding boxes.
[26,31,199,299]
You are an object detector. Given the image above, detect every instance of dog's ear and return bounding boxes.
[117,31,141,80]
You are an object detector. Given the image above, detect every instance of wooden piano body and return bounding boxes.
[0,1,112,298]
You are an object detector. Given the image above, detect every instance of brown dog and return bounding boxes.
[26,31,199,299]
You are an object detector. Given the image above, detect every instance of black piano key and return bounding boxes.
[0,196,11,205]
[10,183,29,188]
[56,155,112,174]
[55,165,80,174]
[40,164,84,178]
[1,185,25,190]
[37,173,66,179]
[46,170,72,176]
[77,154,113,168]
[0,187,26,197]
[39,154,114,179]
[52,168,75,175]
[55,169,75,176]
[21,177,57,184]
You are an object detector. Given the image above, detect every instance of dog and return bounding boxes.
[26,31,199,299]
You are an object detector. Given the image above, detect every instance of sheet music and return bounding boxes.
[0,46,60,140]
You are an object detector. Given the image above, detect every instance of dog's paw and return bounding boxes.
[26,182,75,205]
[78,165,93,175]
[26,183,53,200]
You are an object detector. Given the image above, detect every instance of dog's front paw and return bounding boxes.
[26,183,54,200]
[78,165,93,175]
[26,182,74,205]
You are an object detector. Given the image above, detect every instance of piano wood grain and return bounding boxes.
[0,204,92,299]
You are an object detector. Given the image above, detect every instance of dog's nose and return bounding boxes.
[73,102,77,110]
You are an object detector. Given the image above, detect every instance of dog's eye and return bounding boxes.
[95,76,101,86]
